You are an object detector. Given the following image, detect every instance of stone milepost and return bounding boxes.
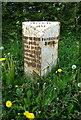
[22,21,60,77]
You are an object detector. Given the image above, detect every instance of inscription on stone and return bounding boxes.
[23,36,41,72]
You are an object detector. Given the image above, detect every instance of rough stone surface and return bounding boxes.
[22,21,60,76]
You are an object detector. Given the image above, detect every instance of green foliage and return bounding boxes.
[2,67,81,119]
[68,103,74,113]
[2,32,81,118]
[2,55,15,86]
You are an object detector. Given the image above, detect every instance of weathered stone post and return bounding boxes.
[22,21,60,76]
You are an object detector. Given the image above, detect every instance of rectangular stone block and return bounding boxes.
[22,21,60,76]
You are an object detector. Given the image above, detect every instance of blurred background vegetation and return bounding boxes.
[2,2,81,40]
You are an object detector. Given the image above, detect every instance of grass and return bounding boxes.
[1,31,81,119]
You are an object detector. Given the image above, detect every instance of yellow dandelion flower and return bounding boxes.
[0,58,6,61]
[18,113,20,115]
[15,85,18,87]
[6,100,12,108]
[27,113,35,119]
[57,69,62,72]
[24,111,29,117]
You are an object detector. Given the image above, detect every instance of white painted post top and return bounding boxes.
[22,21,60,38]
